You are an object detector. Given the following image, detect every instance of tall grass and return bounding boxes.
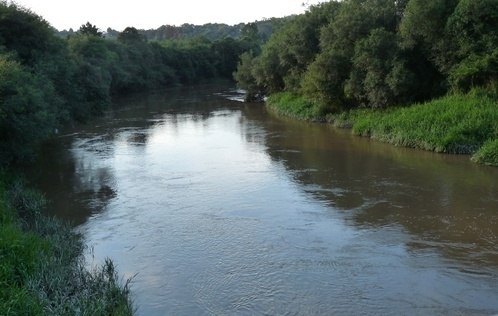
[349,92,497,157]
[326,91,498,166]
[471,139,498,166]
[267,89,498,166]
[267,92,327,121]
[0,176,134,315]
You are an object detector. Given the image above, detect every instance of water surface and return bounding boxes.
[30,84,498,315]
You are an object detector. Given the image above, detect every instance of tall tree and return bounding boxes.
[446,0,498,91]
[0,2,56,65]
[118,27,146,44]
[0,56,57,164]
[78,22,104,37]
[399,0,458,72]
[344,28,415,108]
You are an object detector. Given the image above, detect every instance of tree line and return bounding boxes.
[235,0,498,111]
[0,2,262,167]
[60,19,283,43]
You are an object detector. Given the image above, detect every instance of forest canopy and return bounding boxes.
[233,0,497,166]
[235,0,498,109]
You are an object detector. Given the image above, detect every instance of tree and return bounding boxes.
[212,37,245,78]
[399,0,458,72]
[345,28,410,108]
[67,35,114,117]
[235,1,342,98]
[234,52,262,101]
[0,2,57,65]
[0,55,57,165]
[320,0,398,57]
[301,0,404,109]
[241,23,260,43]
[78,22,104,37]
[301,49,350,111]
[118,27,146,44]
[446,0,498,91]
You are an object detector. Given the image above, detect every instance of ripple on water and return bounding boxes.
[30,86,498,316]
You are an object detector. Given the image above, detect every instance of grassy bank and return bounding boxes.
[0,174,134,315]
[471,139,498,166]
[267,92,329,121]
[267,91,498,167]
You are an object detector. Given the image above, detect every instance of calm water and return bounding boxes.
[29,84,498,315]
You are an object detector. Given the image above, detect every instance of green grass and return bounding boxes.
[471,139,498,166]
[0,174,134,315]
[268,89,498,166]
[348,92,497,155]
[0,224,47,315]
[0,178,46,315]
[267,92,327,121]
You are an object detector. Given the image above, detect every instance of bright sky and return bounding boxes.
[13,0,323,31]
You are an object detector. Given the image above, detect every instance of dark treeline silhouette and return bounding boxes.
[59,19,286,43]
[0,2,263,166]
[235,0,498,109]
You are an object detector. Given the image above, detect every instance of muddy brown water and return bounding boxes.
[28,84,498,315]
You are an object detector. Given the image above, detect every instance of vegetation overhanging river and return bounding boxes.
[28,83,498,315]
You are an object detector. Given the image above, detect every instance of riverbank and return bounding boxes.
[0,173,133,315]
[267,90,498,167]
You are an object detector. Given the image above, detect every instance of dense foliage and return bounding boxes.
[0,1,261,167]
[235,0,498,109]
[235,0,497,166]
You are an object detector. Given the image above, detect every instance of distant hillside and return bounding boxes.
[58,18,290,42]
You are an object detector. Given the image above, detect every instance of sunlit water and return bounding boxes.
[29,84,498,315]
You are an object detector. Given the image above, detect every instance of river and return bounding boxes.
[28,83,498,315]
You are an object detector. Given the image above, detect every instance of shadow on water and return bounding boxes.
[242,104,498,271]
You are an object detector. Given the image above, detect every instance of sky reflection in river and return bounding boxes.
[29,84,498,315]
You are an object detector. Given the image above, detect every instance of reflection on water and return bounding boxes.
[29,83,498,315]
[252,112,498,270]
